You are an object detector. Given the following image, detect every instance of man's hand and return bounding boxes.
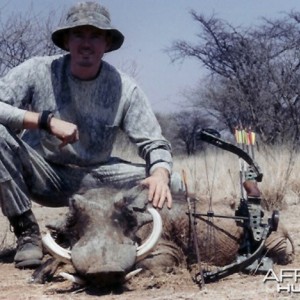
[141,167,172,209]
[23,111,79,148]
[48,117,79,148]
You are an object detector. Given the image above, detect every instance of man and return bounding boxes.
[0,1,181,269]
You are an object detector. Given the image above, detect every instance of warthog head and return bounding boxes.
[41,186,162,286]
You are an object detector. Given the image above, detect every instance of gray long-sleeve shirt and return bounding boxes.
[0,54,172,174]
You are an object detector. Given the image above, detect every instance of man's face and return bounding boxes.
[66,25,110,69]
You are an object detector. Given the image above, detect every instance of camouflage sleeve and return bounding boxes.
[0,59,34,129]
[122,86,173,175]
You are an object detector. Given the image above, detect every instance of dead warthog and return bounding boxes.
[32,185,294,288]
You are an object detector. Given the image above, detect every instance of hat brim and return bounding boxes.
[52,24,124,53]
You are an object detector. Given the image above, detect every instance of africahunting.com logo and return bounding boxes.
[263,268,300,294]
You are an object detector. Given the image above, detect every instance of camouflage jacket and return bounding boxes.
[0,54,172,174]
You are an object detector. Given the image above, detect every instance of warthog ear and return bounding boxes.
[124,185,148,210]
[114,185,148,211]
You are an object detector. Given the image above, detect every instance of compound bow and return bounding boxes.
[187,128,279,284]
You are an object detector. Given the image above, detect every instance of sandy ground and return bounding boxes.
[0,201,299,300]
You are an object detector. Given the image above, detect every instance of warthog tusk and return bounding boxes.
[124,268,143,281]
[136,207,162,260]
[42,232,72,264]
[59,272,86,285]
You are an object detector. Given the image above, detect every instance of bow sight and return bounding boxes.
[188,128,279,284]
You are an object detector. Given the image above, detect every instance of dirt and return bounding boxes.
[0,202,299,300]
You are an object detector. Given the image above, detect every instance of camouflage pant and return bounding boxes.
[0,126,183,217]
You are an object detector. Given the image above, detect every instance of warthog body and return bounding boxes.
[34,186,293,287]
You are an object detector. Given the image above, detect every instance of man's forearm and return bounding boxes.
[23,111,40,129]
[0,102,27,129]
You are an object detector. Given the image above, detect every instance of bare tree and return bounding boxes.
[0,9,64,76]
[167,11,300,146]
[172,110,212,155]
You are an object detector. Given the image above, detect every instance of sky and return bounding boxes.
[2,0,300,113]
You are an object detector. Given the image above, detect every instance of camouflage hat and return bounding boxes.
[51,1,124,52]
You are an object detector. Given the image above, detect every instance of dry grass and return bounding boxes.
[173,151,240,203]
[173,145,300,211]
[257,145,300,209]
[112,136,300,211]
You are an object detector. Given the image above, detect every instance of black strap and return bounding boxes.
[38,110,53,132]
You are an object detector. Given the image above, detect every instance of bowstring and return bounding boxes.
[203,145,219,271]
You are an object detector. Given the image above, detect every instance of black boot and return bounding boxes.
[9,210,43,269]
